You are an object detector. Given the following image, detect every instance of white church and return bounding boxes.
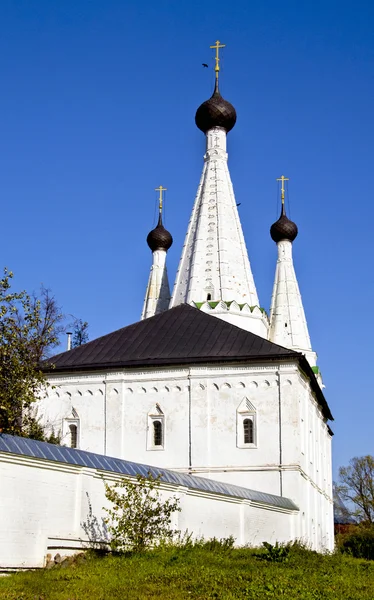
[23,42,334,557]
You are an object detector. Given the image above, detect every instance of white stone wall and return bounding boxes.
[38,359,333,552]
[0,450,296,569]
[198,301,269,336]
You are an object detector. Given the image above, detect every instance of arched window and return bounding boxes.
[153,420,163,446]
[237,398,257,448]
[69,424,78,449]
[207,293,212,301]
[243,418,254,445]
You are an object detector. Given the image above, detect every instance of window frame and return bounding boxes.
[147,411,165,451]
[243,417,254,445]
[237,400,257,449]
[153,419,163,447]
[63,418,80,449]
[69,423,78,449]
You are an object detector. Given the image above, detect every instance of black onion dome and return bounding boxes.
[147,215,173,252]
[195,80,237,134]
[270,205,298,243]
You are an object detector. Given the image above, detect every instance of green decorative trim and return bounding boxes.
[192,300,268,316]
[312,366,320,374]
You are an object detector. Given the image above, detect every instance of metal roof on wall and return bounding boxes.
[0,433,298,511]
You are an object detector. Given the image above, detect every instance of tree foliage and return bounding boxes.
[337,455,374,524]
[337,526,374,560]
[0,268,63,438]
[104,472,181,552]
[72,318,89,348]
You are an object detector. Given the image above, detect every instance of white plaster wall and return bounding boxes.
[203,309,268,338]
[38,359,333,551]
[122,381,190,469]
[0,451,296,569]
[280,369,333,550]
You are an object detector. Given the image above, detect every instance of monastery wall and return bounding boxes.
[0,444,296,570]
[38,360,333,552]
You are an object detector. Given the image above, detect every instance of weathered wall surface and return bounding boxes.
[37,360,333,552]
[0,450,296,569]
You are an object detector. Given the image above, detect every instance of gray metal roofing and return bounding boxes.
[0,434,298,511]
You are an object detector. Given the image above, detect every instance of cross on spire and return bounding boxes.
[155,185,167,214]
[276,175,289,204]
[210,40,226,80]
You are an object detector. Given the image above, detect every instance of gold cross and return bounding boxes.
[210,40,226,80]
[155,185,167,213]
[276,175,289,204]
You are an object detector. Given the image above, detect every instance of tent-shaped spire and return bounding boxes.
[170,42,267,338]
[268,177,317,367]
[141,186,173,320]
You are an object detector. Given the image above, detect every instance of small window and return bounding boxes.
[147,407,165,450]
[153,420,163,446]
[69,424,78,449]
[207,293,212,301]
[237,398,257,448]
[243,418,254,444]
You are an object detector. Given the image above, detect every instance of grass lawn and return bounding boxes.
[0,544,373,599]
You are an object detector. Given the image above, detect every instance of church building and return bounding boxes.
[38,42,334,552]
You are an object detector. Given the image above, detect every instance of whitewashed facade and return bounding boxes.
[34,74,334,553]
[38,358,333,552]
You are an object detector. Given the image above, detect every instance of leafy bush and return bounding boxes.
[259,541,290,562]
[338,527,374,560]
[104,472,181,553]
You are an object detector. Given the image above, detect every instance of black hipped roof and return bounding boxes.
[45,304,296,369]
[43,304,333,420]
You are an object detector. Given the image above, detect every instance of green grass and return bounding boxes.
[1,544,374,600]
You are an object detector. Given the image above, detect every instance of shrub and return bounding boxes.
[258,541,290,562]
[338,527,374,560]
[104,472,181,553]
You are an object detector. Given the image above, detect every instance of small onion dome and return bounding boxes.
[147,214,173,252]
[270,204,298,243]
[195,80,237,134]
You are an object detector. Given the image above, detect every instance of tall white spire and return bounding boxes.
[141,187,173,320]
[268,177,317,367]
[170,42,268,337]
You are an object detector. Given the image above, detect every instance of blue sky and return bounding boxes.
[1,0,373,477]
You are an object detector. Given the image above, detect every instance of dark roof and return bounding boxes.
[45,304,296,370]
[0,433,298,511]
[43,304,333,420]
